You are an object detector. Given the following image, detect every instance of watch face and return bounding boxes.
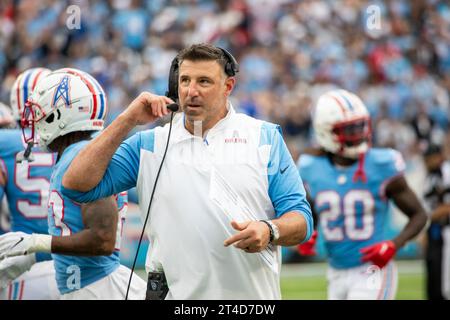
[272,224,280,240]
[268,220,280,241]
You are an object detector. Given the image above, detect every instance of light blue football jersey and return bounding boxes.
[48,140,127,294]
[0,129,55,234]
[0,197,9,235]
[298,148,405,269]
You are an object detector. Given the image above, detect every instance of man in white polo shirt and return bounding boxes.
[61,43,313,300]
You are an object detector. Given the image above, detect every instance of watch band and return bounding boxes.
[260,220,279,243]
[260,220,274,242]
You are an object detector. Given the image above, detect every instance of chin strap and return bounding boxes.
[16,142,35,163]
[353,152,367,183]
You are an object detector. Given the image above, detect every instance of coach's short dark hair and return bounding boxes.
[177,43,228,72]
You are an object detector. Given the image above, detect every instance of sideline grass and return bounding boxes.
[281,272,424,300]
[135,260,425,300]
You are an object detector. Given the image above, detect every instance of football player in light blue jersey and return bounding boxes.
[0,68,146,299]
[0,68,60,300]
[297,89,427,300]
[0,102,13,236]
[0,197,10,236]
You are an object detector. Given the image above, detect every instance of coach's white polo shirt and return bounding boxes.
[63,104,312,300]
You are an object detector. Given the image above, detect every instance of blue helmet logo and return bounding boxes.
[52,75,71,108]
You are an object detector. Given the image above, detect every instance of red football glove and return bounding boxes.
[297,230,318,256]
[360,240,396,269]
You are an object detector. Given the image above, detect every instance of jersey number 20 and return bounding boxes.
[316,190,375,241]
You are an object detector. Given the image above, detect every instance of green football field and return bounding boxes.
[136,259,426,300]
[280,260,425,300]
[281,271,424,300]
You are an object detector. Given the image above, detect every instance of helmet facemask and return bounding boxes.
[21,98,58,151]
[21,100,39,146]
[332,116,371,159]
[313,89,372,160]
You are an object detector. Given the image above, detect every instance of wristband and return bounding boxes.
[30,234,52,253]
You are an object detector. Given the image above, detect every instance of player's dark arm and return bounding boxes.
[385,175,428,249]
[51,196,118,256]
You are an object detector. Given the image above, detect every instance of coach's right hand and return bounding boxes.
[223,220,271,253]
[123,92,175,126]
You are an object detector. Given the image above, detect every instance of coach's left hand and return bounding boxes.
[223,220,271,253]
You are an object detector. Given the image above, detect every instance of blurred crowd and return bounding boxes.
[0,0,449,161]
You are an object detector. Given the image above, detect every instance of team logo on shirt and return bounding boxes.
[225,130,247,144]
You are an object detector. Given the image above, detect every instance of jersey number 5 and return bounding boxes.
[15,153,53,219]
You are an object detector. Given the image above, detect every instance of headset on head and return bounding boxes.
[165,47,239,102]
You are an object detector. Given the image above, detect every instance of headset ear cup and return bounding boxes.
[225,63,233,77]
[166,57,179,102]
[218,47,239,77]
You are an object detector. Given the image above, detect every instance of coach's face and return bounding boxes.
[178,59,235,135]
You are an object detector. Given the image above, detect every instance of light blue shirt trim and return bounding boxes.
[260,122,313,242]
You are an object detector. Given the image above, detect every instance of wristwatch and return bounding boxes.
[260,220,280,243]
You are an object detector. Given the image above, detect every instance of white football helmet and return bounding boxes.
[22,68,107,150]
[313,89,371,159]
[10,68,52,122]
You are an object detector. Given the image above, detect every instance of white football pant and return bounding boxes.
[60,265,146,300]
[327,261,398,300]
[0,261,59,300]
